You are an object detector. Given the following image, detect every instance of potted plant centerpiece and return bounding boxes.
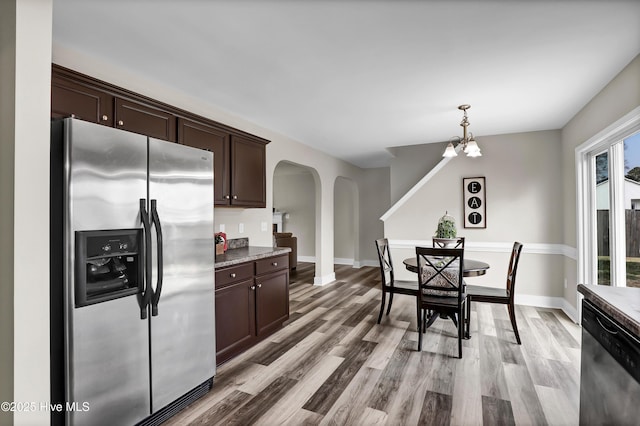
[434,211,458,247]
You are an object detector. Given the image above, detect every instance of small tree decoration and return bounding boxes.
[435,211,457,239]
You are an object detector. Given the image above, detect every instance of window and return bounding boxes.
[577,109,640,290]
[590,134,640,287]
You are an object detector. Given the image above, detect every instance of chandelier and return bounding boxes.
[442,104,482,158]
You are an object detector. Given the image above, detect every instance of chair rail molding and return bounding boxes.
[388,240,576,259]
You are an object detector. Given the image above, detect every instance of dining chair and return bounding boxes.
[432,236,465,249]
[375,238,419,324]
[464,242,524,344]
[416,246,466,358]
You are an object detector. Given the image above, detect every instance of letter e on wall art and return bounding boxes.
[463,177,486,228]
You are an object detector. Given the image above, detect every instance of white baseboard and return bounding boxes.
[298,256,378,268]
[515,294,579,323]
[353,260,378,268]
[314,273,336,286]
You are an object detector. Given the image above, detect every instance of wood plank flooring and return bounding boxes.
[165,262,581,426]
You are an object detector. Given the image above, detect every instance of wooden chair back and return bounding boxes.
[506,242,524,302]
[416,246,464,301]
[375,238,395,288]
[432,237,465,249]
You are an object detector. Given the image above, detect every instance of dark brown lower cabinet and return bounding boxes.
[214,278,256,364]
[256,269,290,336]
[215,254,289,365]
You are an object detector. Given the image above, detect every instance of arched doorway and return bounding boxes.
[273,161,318,266]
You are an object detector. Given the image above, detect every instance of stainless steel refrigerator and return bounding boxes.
[50,118,215,425]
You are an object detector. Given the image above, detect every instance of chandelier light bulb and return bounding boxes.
[443,141,458,157]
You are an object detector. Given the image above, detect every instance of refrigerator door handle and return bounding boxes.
[139,198,154,319]
[150,199,164,317]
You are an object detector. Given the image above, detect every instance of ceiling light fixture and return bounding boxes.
[442,104,482,158]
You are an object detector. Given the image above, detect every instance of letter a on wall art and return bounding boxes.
[463,177,486,228]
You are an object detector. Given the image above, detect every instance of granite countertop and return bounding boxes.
[578,284,640,337]
[215,246,291,268]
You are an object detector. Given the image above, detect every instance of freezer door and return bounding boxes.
[148,137,215,411]
[65,119,151,425]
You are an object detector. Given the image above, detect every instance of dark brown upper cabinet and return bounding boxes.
[51,74,114,126]
[51,64,269,208]
[230,135,267,208]
[178,118,267,207]
[115,98,176,142]
[178,118,230,205]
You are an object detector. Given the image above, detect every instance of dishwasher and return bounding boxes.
[580,299,640,425]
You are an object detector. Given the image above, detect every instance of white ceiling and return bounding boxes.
[52,0,640,168]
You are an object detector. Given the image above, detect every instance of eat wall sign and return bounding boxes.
[463,177,486,228]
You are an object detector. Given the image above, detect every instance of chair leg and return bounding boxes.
[457,307,463,359]
[386,292,394,316]
[465,298,471,339]
[377,290,386,324]
[507,303,522,345]
[424,310,438,330]
[450,312,458,328]
[417,304,423,351]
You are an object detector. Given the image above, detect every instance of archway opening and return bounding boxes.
[273,161,318,271]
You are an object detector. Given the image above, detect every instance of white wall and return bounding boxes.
[562,54,640,308]
[358,167,390,266]
[384,130,566,300]
[388,142,447,204]
[334,176,356,261]
[0,1,52,425]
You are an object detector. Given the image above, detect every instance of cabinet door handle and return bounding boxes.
[102,115,109,121]
[233,195,238,200]
[118,120,124,126]
[250,285,256,291]
[224,195,230,200]
[257,283,262,288]
[272,262,278,266]
[230,273,236,278]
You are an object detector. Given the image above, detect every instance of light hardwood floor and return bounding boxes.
[165,262,581,426]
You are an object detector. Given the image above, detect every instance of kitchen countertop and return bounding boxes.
[578,284,640,337]
[215,246,291,269]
